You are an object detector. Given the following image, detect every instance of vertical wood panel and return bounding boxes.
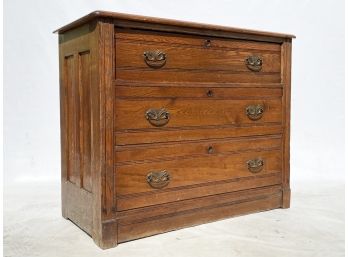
[79,51,92,192]
[65,54,80,185]
[280,39,292,208]
[90,19,118,248]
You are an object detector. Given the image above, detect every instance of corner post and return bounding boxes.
[90,18,117,248]
[280,39,292,208]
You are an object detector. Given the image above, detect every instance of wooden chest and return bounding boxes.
[55,11,294,249]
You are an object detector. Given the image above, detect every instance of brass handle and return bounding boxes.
[147,170,171,189]
[144,50,166,68]
[246,104,264,120]
[145,108,170,127]
[245,56,262,72]
[247,158,264,173]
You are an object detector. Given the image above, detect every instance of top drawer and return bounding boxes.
[115,28,281,84]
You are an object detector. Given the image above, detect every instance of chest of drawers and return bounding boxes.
[55,11,294,249]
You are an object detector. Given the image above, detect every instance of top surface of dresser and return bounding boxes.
[55,11,295,41]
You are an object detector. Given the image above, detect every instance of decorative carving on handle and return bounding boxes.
[147,170,171,189]
[245,56,262,71]
[247,158,264,173]
[144,50,167,68]
[246,104,264,120]
[145,108,170,127]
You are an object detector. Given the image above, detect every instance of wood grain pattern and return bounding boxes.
[114,79,284,88]
[116,149,282,196]
[116,67,280,84]
[281,39,292,208]
[115,124,283,145]
[115,85,283,99]
[115,99,282,130]
[115,135,281,165]
[59,23,94,235]
[117,185,282,225]
[118,190,282,242]
[56,12,293,249]
[54,11,295,40]
[115,30,281,82]
[115,28,282,51]
[117,173,281,210]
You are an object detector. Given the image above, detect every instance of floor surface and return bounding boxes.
[4,180,345,257]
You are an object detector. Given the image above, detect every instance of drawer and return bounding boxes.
[115,148,282,210]
[115,29,281,83]
[115,85,283,98]
[115,135,282,164]
[115,98,282,130]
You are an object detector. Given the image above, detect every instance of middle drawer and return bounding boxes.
[115,86,282,145]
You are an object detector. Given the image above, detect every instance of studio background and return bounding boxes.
[4,0,345,257]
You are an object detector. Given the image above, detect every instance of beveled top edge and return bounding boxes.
[53,10,296,39]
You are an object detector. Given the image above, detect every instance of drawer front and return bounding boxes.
[115,135,282,164]
[115,29,281,83]
[115,98,282,130]
[115,148,282,210]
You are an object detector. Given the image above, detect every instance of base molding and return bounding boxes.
[118,192,281,242]
[72,185,286,248]
[281,187,291,208]
[62,181,93,234]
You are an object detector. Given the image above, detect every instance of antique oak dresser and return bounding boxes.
[55,11,294,249]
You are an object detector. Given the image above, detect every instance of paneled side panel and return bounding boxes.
[79,51,92,192]
[65,54,80,185]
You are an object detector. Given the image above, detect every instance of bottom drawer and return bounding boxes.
[115,146,282,211]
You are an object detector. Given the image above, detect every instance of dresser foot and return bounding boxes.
[281,188,291,208]
[93,220,118,249]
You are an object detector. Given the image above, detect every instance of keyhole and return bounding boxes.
[208,146,214,154]
[207,90,213,97]
[204,39,211,47]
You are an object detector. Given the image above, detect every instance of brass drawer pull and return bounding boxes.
[145,108,170,127]
[144,50,167,68]
[247,158,264,173]
[246,104,264,120]
[147,170,171,189]
[245,56,262,72]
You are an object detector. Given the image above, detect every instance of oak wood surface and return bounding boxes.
[115,98,282,131]
[56,11,293,249]
[116,149,281,196]
[114,124,283,145]
[117,185,282,225]
[115,28,282,51]
[115,135,282,164]
[118,190,282,242]
[116,173,281,210]
[115,29,281,84]
[115,85,283,99]
[116,68,280,84]
[54,11,295,40]
[281,40,292,208]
